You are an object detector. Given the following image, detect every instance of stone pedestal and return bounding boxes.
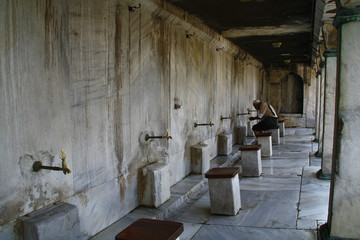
[256,132,272,157]
[205,167,241,215]
[139,162,170,208]
[191,143,210,174]
[278,120,286,137]
[218,133,232,156]
[19,202,83,240]
[239,145,262,177]
[269,127,280,145]
[115,218,184,240]
[235,126,247,145]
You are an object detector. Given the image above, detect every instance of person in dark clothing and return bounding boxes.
[249,100,278,134]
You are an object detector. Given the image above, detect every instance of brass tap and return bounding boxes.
[220,115,232,121]
[145,129,173,141]
[59,150,71,175]
[247,108,257,114]
[194,119,214,128]
[32,150,71,175]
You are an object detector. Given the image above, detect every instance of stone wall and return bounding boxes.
[0,0,265,238]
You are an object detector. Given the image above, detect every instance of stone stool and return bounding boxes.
[255,132,272,157]
[115,218,184,240]
[218,133,233,156]
[235,126,247,145]
[205,167,241,215]
[278,120,286,137]
[19,202,83,240]
[139,163,170,208]
[191,143,210,174]
[239,144,262,177]
[269,126,280,145]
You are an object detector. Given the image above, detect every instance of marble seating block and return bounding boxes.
[269,127,280,145]
[115,218,184,240]
[140,162,170,208]
[278,120,285,137]
[256,132,272,157]
[218,133,233,156]
[20,202,83,240]
[191,143,211,174]
[239,144,262,177]
[205,167,241,215]
[235,126,247,145]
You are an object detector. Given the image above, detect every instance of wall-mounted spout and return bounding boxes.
[247,108,257,113]
[238,108,257,116]
[145,129,172,141]
[128,4,141,12]
[194,120,214,128]
[220,115,232,121]
[32,150,71,175]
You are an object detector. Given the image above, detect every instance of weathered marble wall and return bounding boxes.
[0,0,264,238]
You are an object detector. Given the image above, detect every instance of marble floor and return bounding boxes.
[91,128,330,240]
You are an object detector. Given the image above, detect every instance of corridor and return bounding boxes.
[92,128,330,240]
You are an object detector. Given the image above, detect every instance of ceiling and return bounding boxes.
[167,0,337,68]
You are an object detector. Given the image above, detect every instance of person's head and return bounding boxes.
[253,99,261,110]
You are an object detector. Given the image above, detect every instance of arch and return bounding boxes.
[279,73,304,114]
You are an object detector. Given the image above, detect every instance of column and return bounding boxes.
[318,48,337,179]
[323,4,360,239]
[316,66,325,157]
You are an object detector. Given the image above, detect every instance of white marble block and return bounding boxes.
[205,167,241,216]
[191,143,211,174]
[278,120,286,137]
[140,162,170,208]
[239,145,262,177]
[256,132,272,157]
[20,202,84,240]
[269,127,280,145]
[236,126,247,145]
[218,133,233,156]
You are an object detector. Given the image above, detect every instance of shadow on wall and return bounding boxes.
[279,73,304,114]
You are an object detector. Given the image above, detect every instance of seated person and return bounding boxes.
[249,100,278,134]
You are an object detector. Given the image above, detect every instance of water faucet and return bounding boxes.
[220,115,232,121]
[194,119,214,128]
[32,150,71,175]
[145,129,173,141]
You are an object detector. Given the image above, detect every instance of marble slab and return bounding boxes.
[191,224,316,240]
[207,190,299,228]
[239,176,301,191]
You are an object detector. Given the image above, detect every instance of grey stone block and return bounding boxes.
[191,144,210,174]
[20,202,84,240]
[218,133,233,156]
[139,162,171,208]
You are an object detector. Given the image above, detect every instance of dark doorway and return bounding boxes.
[279,73,303,114]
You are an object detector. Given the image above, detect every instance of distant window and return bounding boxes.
[279,73,303,114]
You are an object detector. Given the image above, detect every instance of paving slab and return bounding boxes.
[191,225,317,240]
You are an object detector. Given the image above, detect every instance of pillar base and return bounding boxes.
[318,223,352,240]
[315,151,323,158]
[316,169,331,180]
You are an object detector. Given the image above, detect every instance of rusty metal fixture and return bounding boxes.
[194,120,214,128]
[145,129,172,141]
[186,32,195,38]
[32,150,71,175]
[128,4,141,12]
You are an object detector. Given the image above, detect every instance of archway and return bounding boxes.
[279,73,304,114]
